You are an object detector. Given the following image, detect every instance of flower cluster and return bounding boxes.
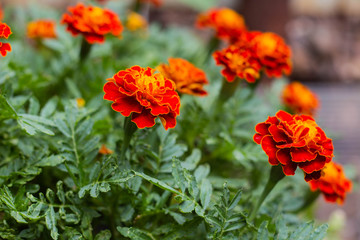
[253,110,333,181]
[61,3,123,44]
[0,22,11,57]
[27,20,57,39]
[157,58,208,96]
[213,31,292,82]
[282,81,319,116]
[309,161,352,204]
[104,66,180,130]
[196,8,247,42]
[126,12,147,32]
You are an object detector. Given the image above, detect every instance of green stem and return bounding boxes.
[133,0,142,12]
[79,37,92,64]
[120,116,138,164]
[218,77,240,102]
[206,36,220,60]
[249,165,285,222]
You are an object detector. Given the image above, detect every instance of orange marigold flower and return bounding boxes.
[126,12,147,32]
[76,98,85,108]
[0,22,12,57]
[253,110,333,182]
[27,20,57,39]
[196,8,247,42]
[251,32,292,78]
[99,144,114,155]
[61,3,123,44]
[157,58,208,96]
[309,161,352,204]
[282,82,319,116]
[103,66,180,130]
[213,44,261,83]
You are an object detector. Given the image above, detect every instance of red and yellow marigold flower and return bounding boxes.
[309,161,352,204]
[196,8,247,42]
[282,82,319,116]
[0,22,12,57]
[253,110,333,182]
[126,12,147,32]
[27,20,57,39]
[250,32,292,78]
[157,58,208,96]
[213,44,261,83]
[103,66,180,130]
[61,3,123,44]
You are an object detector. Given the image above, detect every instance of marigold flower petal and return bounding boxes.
[27,20,57,39]
[104,66,180,130]
[309,161,352,204]
[254,110,333,181]
[157,58,208,96]
[0,22,12,57]
[61,3,123,44]
[0,42,11,57]
[282,81,319,116]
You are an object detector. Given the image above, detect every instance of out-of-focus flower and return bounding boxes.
[251,32,292,78]
[61,3,123,44]
[141,0,162,7]
[27,20,57,39]
[126,12,147,32]
[0,22,12,57]
[99,144,114,155]
[76,98,85,108]
[213,44,261,83]
[157,58,208,96]
[196,8,247,42]
[282,81,319,116]
[253,110,333,181]
[103,66,180,130]
[309,161,352,204]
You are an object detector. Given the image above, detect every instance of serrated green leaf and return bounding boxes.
[45,207,59,240]
[117,227,155,240]
[228,190,241,211]
[257,221,269,240]
[134,171,178,194]
[179,200,195,213]
[289,222,314,240]
[54,118,71,137]
[309,224,328,240]
[40,97,58,117]
[35,155,65,167]
[95,230,112,240]
[200,179,212,209]
[182,148,201,170]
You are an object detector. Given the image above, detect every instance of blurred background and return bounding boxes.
[2,0,359,239]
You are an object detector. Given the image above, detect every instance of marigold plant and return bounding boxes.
[103,66,180,130]
[282,81,319,116]
[61,3,123,44]
[253,110,334,181]
[250,32,292,78]
[126,12,147,32]
[213,44,261,83]
[27,19,57,39]
[196,8,247,42]
[309,161,352,204]
[157,58,208,96]
[0,22,11,57]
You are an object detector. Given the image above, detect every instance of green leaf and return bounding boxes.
[40,97,58,117]
[0,94,17,120]
[179,200,195,213]
[200,179,212,209]
[35,155,65,167]
[45,207,59,240]
[54,118,71,138]
[309,224,328,240]
[182,148,201,170]
[228,190,241,211]
[134,171,179,194]
[275,215,288,240]
[117,227,155,240]
[172,158,187,193]
[289,222,314,240]
[94,230,112,240]
[257,221,269,240]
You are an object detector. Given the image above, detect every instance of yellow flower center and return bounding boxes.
[136,72,166,96]
[291,119,319,144]
[256,33,277,56]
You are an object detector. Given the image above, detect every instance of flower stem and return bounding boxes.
[120,116,138,164]
[249,165,285,222]
[133,0,142,12]
[79,37,92,64]
[206,36,220,60]
[219,77,240,102]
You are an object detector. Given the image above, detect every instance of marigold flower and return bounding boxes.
[103,66,180,130]
[99,144,114,155]
[282,82,319,116]
[157,58,208,96]
[61,3,123,44]
[213,44,261,83]
[196,8,247,42]
[250,32,292,78]
[309,162,352,204]
[27,20,57,39]
[126,12,147,32]
[76,98,85,108]
[253,110,333,182]
[0,22,11,57]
